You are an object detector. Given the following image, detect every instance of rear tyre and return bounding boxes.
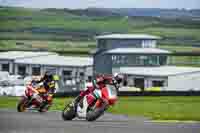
[86,104,107,121]
[62,102,76,121]
[38,101,50,113]
[17,98,27,112]
[38,105,49,113]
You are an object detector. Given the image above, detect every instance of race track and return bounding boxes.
[0,109,199,133]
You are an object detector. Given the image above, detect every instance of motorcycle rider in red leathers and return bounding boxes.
[74,73,123,107]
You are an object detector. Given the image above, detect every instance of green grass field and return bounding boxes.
[109,96,200,121]
[0,96,200,121]
[130,27,200,41]
[0,40,95,49]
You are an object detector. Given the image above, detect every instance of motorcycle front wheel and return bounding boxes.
[62,102,76,121]
[17,98,27,112]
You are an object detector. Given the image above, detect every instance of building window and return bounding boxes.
[45,68,57,74]
[142,40,155,48]
[79,72,85,80]
[149,56,158,65]
[159,56,167,65]
[121,55,128,64]
[63,70,72,80]
[139,56,148,65]
[112,55,128,65]
[131,55,159,66]
[152,80,165,87]
[18,65,26,75]
[2,63,9,72]
[112,55,117,63]
[80,72,84,77]
[98,39,107,49]
[32,67,41,76]
[63,70,72,76]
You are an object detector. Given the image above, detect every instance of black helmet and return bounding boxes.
[44,71,54,81]
[44,71,59,81]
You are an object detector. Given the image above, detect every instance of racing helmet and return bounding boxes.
[53,75,59,81]
[44,71,59,81]
[113,73,123,84]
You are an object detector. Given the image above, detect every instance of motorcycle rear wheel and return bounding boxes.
[86,103,107,121]
[38,103,49,112]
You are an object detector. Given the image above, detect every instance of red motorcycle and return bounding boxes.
[62,84,118,121]
[17,82,50,112]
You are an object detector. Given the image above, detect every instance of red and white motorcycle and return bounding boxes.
[62,84,118,121]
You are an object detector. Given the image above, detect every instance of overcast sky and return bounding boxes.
[0,0,199,9]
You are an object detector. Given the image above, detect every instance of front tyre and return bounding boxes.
[62,102,76,121]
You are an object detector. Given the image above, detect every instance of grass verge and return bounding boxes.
[0,96,200,121]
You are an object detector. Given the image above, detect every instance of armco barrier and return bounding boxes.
[54,91,200,97]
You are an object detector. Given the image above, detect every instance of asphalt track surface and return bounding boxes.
[0,109,200,133]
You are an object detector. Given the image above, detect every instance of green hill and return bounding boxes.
[0,6,200,41]
[0,6,200,55]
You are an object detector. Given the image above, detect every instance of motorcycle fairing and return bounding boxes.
[76,96,88,118]
[93,89,102,99]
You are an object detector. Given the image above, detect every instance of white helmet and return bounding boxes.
[113,73,119,78]
[113,73,123,84]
